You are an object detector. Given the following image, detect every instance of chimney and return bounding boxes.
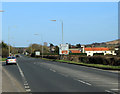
[81,45,85,53]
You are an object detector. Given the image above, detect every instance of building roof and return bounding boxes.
[85,47,110,51]
[70,50,81,53]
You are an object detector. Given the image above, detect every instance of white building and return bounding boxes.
[81,46,117,56]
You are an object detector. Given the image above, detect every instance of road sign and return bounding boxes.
[59,44,69,55]
[35,51,40,56]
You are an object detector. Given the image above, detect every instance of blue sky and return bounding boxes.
[2,2,118,47]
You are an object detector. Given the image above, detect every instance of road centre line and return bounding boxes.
[50,69,56,72]
[78,80,92,86]
[17,63,32,93]
[25,86,30,89]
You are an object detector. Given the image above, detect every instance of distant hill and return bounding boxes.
[85,39,119,47]
[105,39,120,45]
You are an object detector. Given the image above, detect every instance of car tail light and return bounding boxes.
[15,59,16,61]
[7,59,9,61]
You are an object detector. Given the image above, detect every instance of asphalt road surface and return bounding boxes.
[2,55,119,93]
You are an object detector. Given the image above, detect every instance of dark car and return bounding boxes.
[15,55,20,58]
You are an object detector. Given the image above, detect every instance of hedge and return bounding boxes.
[69,53,87,55]
[93,53,104,56]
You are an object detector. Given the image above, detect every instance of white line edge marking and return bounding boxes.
[105,90,117,94]
[78,80,92,86]
[17,63,32,92]
[111,89,120,91]
[105,90,111,93]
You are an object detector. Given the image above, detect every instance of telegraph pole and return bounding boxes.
[62,21,63,44]
[8,27,10,56]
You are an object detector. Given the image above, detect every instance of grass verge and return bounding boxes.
[42,58,120,70]
[0,58,7,61]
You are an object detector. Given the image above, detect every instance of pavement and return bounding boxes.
[2,55,120,93]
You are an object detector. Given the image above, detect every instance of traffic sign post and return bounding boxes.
[59,44,69,55]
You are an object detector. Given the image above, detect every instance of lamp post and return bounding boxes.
[8,27,10,56]
[50,20,64,59]
[50,20,64,44]
[0,10,4,12]
[8,26,17,56]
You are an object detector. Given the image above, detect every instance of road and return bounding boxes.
[2,55,119,93]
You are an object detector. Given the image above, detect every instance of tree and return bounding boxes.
[26,43,49,54]
[0,41,9,57]
[76,44,81,48]
[54,46,59,54]
[49,43,54,53]
[69,44,72,49]
[1,41,8,49]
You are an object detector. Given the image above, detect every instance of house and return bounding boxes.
[81,46,116,56]
[69,49,81,53]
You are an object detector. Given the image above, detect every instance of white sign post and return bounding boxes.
[59,44,69,55]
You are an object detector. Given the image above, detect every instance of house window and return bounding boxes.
[105,51,106,53]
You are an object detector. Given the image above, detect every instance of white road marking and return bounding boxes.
[26,89,31,92]
[25,86,30,89]
[24,83,28,86]
[17,63,32,93]
[111,89,120,91]
[79,65,119,73]
[78,80,92,86]
[105,90,111,93]
[50,69,56,72]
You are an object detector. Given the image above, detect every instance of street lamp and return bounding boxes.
[0,10,4,12]
[50,20,64,44]
[34,34,43,58]
[8,26,17,56]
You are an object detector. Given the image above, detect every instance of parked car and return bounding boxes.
[15,55,20,58]
[6,56,17,65]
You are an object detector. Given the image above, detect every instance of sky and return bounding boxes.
[2,2,118,47]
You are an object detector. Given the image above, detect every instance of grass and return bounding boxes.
[0,58,7,61]
[42,58,120,70]
[57,60,120,69]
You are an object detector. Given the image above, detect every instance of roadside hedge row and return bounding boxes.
[69,53,87,55]
[41,55,120,66]
[78,56,120,66]
[93,53,104,56]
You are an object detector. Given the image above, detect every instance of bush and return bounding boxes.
[43,53,59,55]
[69,53,87,55]
[2,48,9,58]
[93,53,104,56]
[78,56,120,66]
[43,55,60,59]
[31,53,35,57]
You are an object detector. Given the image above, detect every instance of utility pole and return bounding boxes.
[8,27,10,56]
[62,21,63,44]
[31,43,32,55]
[41,35,43,58]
